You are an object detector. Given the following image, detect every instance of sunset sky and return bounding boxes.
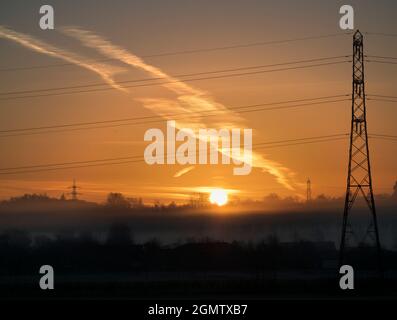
[0,0,396,203]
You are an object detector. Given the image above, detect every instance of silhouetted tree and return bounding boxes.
[127,197,143,208]
[7,193,51,203]
[393,181,397,199]
[168,201,177,209]
[106,192,131,208]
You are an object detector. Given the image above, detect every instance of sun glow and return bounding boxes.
[209,189,228,206]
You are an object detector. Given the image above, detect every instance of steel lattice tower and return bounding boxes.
[339,30,382,273]
[68,179,81,200]
[307,178,312,202]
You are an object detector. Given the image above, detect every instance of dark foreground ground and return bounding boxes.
[1,197,396,300]
[2,273,397,300]
[1,237,396,300]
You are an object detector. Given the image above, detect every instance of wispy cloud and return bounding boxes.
[0,25,125,91]
[62,26,299,190]
[62,26,242,129]
[173,166,196,178]
[0,25,299,190]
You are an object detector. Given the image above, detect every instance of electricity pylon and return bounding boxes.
[339,30,382,274]
[68,178,81,200]
[307,178,312,202]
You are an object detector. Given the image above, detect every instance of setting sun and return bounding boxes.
[209,189,228,206]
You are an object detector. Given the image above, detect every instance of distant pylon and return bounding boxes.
[339,30,382,274]
[306,178,312,202]
[68,179,81,200]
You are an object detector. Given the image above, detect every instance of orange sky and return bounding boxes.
[0,0,396,203]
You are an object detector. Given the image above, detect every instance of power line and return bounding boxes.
[0,97,350,138]
[0,94,348,133]
[0,133,350,175]
[0,56,349,97]
[0,132,394,176]
[0,159,145,175]
[365,32,397,37]
[370,133,397,139]
[370,133,397,142]
[366,55,397,65]
[371,136,397,142]
[256,136,348,150]
[368,98,397,103]
[367,94,397,103]
[367,94,397,99]
[0,60,350,101]
[253,133,348,146]
[0,32,352,72]
[0,155,142,171]
[367,60,397,65]
[366,55,397,60]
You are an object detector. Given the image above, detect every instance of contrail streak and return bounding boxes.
[0,26,125,91]
[63,26,298,190]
